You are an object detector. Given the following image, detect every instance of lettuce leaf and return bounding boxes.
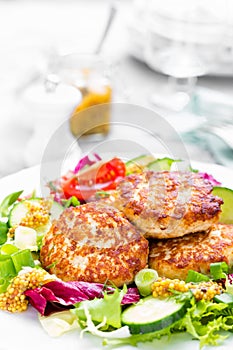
[0,190,23,217]
[25,280,139,316]
[72,286,127,329]
[103,320,183,347]
[31,278,233,349]
[179,298,233,348]
[99,298,233,348]
[39,310,79,337]
[25,280,113,316]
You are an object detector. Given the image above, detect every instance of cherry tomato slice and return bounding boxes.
[77,157,125,185]
[62,157,126,201]
[96,157,126,183]
[62,178,95,201]
[62,178,117,201]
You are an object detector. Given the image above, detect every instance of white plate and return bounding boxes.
[0,161,233,350]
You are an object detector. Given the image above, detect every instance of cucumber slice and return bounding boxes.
[125,155,155,174]
[9,199,40,228]
[212,186,233,224]
[121,296,186,334]
[147,157,180,171]
[9,199,63,228]
[214,292,233,307]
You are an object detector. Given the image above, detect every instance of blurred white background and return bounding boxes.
[0,0,233,178]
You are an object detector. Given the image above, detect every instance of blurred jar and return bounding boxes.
[53,54,112,140]
[21,78,82,166]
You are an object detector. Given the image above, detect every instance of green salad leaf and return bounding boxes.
[185,270,210,283]
[179,298,233,348]
[72,285,127,329]
[61,196,80,208]
[98,297,233,349]
[0,221,8,245]
[39,310,79,337]
[0,190,23,217]
[103,320,183,347]
[210,262,229,280]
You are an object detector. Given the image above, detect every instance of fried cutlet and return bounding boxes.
[40,202,149,287]
[149,224,233,280]
[112,171,223,239]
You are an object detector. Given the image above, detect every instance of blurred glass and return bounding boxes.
[144,0,228,111]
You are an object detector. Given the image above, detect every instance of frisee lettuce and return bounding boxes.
[103,320,184,347]
[179,298,233,348]
[76,295,233,349]
[79,305,131,340]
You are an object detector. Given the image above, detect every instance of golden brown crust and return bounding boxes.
[149,224,233,280]
[113,171,223,239]
[40,202,148,287]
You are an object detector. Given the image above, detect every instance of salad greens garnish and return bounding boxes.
[61,196,80,208]
[0,248,35,293]
[0,190,24,244]
[0,154,232,349]
[99,297,233,349]
[0,190,23,217]
[73,286,127,329]
[39,310,79,337]
[80,306,131,340]
[179,298,232,348]
[0,222,8,245]
[102,319,184,347]
[210,262,229,280]
[185,270,210,283]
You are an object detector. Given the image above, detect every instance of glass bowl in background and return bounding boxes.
[144,0,228,77]
[142,0,228,111]
[128,0,232,77]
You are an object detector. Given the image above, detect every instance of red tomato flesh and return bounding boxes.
[62,157,126,201]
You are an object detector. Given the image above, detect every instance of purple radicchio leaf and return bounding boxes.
[227,274,233,285]
[199,172,221,186]
[74,153,102,174]
[25,280,139,316]
[121,287,140,304]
